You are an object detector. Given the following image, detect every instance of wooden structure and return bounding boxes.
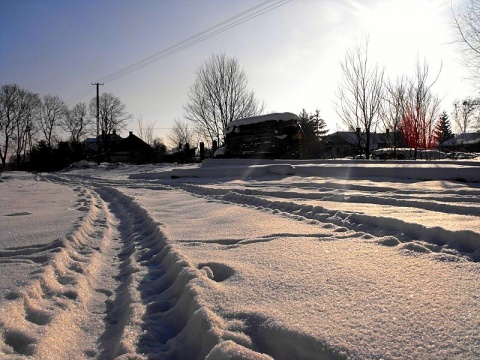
[223,113,302,159]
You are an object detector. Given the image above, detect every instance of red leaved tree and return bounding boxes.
[399,60,441,155]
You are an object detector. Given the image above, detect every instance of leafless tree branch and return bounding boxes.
[335,36,385,158]
[184,53,264,145]
[452,0,480,87]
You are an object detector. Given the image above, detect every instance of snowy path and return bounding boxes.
[0,178,136,358]
[1,165,479,359]
[1,176,259,359]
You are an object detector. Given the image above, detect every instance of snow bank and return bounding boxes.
[294,163,480,182]
[127,159,480,182]
[170,164,296,179]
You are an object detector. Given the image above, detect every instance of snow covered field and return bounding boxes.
[1,159,479,359]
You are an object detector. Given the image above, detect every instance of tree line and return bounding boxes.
[334,1,480,159]
[336,36,480,159]
[0,85,167,170]
[172,1,480,160]
[2,0,480,169]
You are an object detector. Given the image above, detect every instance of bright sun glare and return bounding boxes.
[352,0,448,74]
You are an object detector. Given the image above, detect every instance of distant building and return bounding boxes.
[322,131,405,158]
[222,112,302,159]
[83,130,123,153]
[440,133,480,152]
[110,132,154,163]
[83,131,154,163]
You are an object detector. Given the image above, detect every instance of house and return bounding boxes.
[83,131,154,163]
[322,131,405,158]
[83,130,123,153]
[110,132,154,163]
[222,112,302,159]
[440,133,480,152]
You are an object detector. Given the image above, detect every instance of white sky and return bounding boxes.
[0,0,474,146]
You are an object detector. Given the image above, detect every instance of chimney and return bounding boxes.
[129,131,133,136]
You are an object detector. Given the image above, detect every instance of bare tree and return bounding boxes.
[0,84,21,169]
[137,117,156,145]
[0,85,40,168]
[63,102,91,145]
[89,93,131,152]
[452,0,480,87]
[40,94,67,149]
[167,119,195,148]
[14,91,41,168]
[184,53,264,145]
[400,59,442,155]
[335,37,385,158]
[383,76,407,150]
[452,98,477,133]
[477,109,480,131]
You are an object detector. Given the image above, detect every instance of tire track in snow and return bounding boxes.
[193,183,480,216]
[176,184,480,261]
[46,175,351,359]
[48,173,480,261]
[40,174,251,358]
[266,179,480,199]
[0,185,118,358]
[91,186,273,359]
[2,179,271,359]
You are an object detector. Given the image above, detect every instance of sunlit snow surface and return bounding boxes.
[0,159,479,359]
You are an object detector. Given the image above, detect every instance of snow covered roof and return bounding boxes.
[441,132,480,146]
[225,112,299,134]
[325,131,392,150]
[331,131,360,145]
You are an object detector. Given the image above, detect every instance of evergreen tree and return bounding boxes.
[309,109,329,137]
[152,138,167,162]
[298,109,328,158]
[434,111,454,146]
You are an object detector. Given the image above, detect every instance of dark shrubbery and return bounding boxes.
[29,141,86,172]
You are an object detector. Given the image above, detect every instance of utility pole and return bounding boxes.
[91,82,104,162]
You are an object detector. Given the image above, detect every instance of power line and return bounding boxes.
[96,0,290,84]
[94,0,277,84]
[65,85,96,107]
[66,0,292,105]
[101,0,292,84]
